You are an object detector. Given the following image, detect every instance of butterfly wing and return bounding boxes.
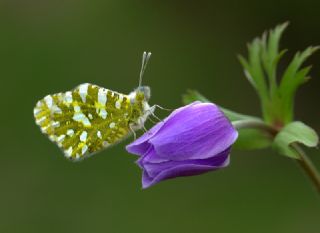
[34,83,132,161]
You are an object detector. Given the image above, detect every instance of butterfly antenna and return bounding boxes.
[139,51,152,87]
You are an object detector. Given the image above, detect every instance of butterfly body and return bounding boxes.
[34,83,152,161]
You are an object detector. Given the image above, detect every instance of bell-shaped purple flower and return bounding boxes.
[126,102,238,188]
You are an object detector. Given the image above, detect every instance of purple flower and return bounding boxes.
[126,102,238,188]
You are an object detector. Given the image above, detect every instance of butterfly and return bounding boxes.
[34,52,155,161]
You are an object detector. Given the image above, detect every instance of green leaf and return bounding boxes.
[238,23,289,122]
[239,39,269,103]
[279,46,319,92]
[233,128,273,150]
[239,23,318,125]
[182,90,272,150]
[261,22,288,96]
[273,122,319,159]
[278,47,319,123]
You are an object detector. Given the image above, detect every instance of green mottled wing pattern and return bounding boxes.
[34,83,133,161]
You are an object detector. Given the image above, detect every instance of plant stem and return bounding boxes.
[292,143,320,194]
[233,119,320,195]
[232,119,278,136]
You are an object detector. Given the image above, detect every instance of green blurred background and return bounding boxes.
[0,0,319,232]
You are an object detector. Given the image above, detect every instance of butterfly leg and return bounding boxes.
[129,124,137,140]
[147,116,158,124]
[152,104,172,112]
[148,104,172,122]
[146,106,163,122]
[142,125,148,133]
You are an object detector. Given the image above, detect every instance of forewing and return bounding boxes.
[34,83,132,161]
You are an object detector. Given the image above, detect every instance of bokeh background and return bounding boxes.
[0,0,319,232]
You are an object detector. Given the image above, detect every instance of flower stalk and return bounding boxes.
[292,143,320,194]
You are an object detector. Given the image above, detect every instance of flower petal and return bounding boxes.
[126,101,201,156]
[137,146,168,167]
[141,150,230,189]
[150,102,238,160]
[126,122,163,156]
[143,148,231,178]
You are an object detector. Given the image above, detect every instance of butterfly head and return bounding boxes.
[135,85,151,102]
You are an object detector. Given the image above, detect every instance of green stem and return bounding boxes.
[292,143,320,194]
[233,119,320,195]
[232,119,278,136]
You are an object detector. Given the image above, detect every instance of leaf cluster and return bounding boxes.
[238,22,318,125]
[182,23,319,158]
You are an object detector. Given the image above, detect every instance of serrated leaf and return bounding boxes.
[238,23,289,122]
[238,55,257,88]
[239,23,318,125]
[280,66,312,122]
[278,46,318,123]
[261,22,288,96]
[273,121,319,159]
[244,39,269,102]
[272,49,288,67]
[280,46,319,92]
